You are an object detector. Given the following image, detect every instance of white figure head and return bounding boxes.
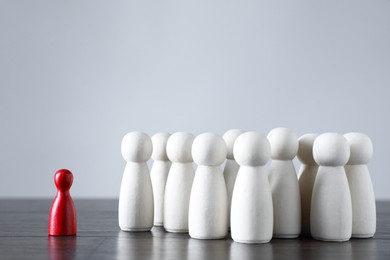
[151,133,171,161]
[313,133,350,167]
[166,132,195,163]
[297,133,319,166]
[121,131,153,162]
[223,129,245,160]
[233,131,270,167]
[267,127,299,160]
[192,133,227,166]
[344,132,373,165]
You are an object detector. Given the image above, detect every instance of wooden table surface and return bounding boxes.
[0,199,389,260]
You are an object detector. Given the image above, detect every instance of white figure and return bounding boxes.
[297,133,319,236]
[344,132,376,238]
[163,132,195,233]
[119,131,154,231]
[267,127,301,238]
[231,132,273,243]
[222,129,245,229]
[311,133,352,242]
[189,133,228,239]
[150,133,171,226]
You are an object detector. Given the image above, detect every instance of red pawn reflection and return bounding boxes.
[48,169,77,236]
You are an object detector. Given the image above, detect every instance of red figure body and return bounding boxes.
[48,169,77,236]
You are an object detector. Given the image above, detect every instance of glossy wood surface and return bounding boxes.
[1,199,389,259]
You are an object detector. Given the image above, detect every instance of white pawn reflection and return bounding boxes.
[116,230,153,260]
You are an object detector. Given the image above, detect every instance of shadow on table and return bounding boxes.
[112,227,379,260]
[48,236,77,260]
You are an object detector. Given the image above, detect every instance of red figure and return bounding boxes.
[48,169,77,236]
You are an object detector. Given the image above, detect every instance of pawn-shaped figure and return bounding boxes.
[222,129,245,229]
[344,132,376,238]
[297,133,319,236]
[119,132,154,231]
[164,132,195,233]
[267,127,301,238]
[231,132,273,243]
[150,133,171,226]
[189,133,228,239]
[48,169,77,236]
[311,133,352,241]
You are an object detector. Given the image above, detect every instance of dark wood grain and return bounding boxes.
[1,199,389,260]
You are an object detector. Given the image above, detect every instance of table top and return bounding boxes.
[0,199,389,260]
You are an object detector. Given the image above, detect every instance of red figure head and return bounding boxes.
[54,169,73,192]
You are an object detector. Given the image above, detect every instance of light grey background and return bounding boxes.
[0,1,389,199]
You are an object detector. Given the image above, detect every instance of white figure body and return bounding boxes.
[231,132,273,243]
[311,133,352,242]
[267,127,301,238]
[189,133,228,239]
[344,132,376,238]
[222,129,245,229]
[297,133,319,236]
[119,132,154,231]
[150,133,171,226]
[163,132,195,233]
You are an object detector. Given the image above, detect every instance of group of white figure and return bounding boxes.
[118,128,376,243]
